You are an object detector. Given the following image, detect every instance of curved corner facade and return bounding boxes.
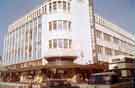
[2,0,135,65]
[3,0,93,65]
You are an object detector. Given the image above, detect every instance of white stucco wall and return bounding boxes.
[71,0,93,64]
[41,0,93,65]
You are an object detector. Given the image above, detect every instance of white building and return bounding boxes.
[94,14,134,62]
[2,0,135,65]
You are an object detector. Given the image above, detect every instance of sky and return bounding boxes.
[0,0,135,56]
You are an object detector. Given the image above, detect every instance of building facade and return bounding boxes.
[94,14,134,62]
[2,0,135,65]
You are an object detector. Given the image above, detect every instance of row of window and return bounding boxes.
[96,45,128,56]
[9,1,70,31]
[49,39,72,48]
[49,20,71,32]
[96,30,112,42]
[95,30,133,48]
[4,17,42,64]
[48,1,70,13]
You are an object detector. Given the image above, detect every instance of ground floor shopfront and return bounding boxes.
[0,58,108,88]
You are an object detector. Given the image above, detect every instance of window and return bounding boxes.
[96,45,103,54]
[63,1,66,11]
[68,2,70,12]
[42,5,46,14]
[64,39,68,48]
[53,2,57,11]
[63,21,67,31]
[105,48,112,56]
[58,21,62,31]
[95,30,102,39]
[104,33,111,42]
[48,39,72,48]
[68,21,71,31]
[58,1,62,9]
[113,37,119,44]
[48,1,70,13]
[53,21,57,31]
[49,40,52,48]
[58,39,63,48]
[69,40,72,48]
[38,16,42,29]
[49,22,52,31]
[53,39,57,48]
[115,50,121,55]
[48,20,71,32]
[49,3,52,13]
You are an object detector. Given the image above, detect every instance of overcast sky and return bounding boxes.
[0,0,135,55]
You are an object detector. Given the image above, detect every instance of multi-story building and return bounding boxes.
[94,14,134,62]
[2,0,135,65]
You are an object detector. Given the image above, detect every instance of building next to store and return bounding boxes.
[1,0,135,86]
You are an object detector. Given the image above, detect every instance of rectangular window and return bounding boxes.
[69,40,72,48]
[68,3,70,12]
[58,39,63,48]
[49,3,52,13]
[53,21,57,31]
[113,37,119,44]
[105,48,112,56]
[63,1,66,11]
[64,39,68,48]
[58,21,62,31]
[49,22,52,31]
[96,45,103,54]
[95,30,102,39]
[63,21,67,31]
[42,5,46,14]
[53,39,57,48]
[115,50,121,55]
[68,21,71,31]
[104,33,111,42]
[53,2,57,11]
[49,40,52,48]
[58,1,62,9]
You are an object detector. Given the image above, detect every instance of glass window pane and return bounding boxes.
[49,40,52,48]
[49,3,52,13]
[58,21,62,31]
[68,21,71,31]
[53,39,57,48]
[53,2,57,11]
[53,21,57,31]
[69,40,72,48]
[49,22,52,31]
[58,39,63,48]
[64,39,68,48]
[63,1,66,11]
[63,21,67,31]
